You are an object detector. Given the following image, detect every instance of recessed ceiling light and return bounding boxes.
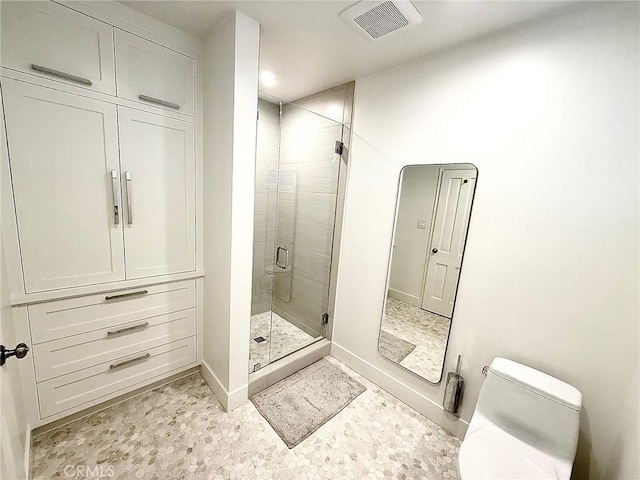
[260,71,278,88]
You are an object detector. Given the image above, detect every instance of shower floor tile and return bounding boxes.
[31,356,460,480]
[249,311,317,372]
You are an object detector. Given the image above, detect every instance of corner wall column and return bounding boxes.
[201,10,260,411]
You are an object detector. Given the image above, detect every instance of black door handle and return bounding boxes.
[0,343,29,366]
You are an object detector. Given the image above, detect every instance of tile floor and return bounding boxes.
[32,357,460,480]
[249,311,317,372]
[382,298,451,383]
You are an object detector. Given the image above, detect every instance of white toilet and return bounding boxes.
[457,357,582,480]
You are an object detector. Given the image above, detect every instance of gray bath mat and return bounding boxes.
[251,359,366,448]
[379,330,416,363]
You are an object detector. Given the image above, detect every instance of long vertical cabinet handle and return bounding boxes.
[125,171,133,225]
[111,169,120,225]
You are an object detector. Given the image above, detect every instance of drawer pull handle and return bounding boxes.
[31,64,93,86]
[105,289,148,301]
[106,322,149,337]
[110,353,150,370]
[138,95,180,110]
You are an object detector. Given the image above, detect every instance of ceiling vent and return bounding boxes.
[340,1,423,40]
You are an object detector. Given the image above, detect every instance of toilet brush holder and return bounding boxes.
[443,355,464,415]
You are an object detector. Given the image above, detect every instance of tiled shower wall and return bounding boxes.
[251,98,280,316]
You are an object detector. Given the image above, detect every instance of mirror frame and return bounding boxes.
[376,163,479,384]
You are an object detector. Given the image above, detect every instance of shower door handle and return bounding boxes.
[276,246,289,270]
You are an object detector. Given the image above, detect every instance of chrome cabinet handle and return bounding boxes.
[110,169,119,225]
[105,289,148,301]
[125,171,133,225]
[109,353,150,370]
[276,246,289,269]
[31,64,93,86]
[138,95,180,110]
[106,322,149,337]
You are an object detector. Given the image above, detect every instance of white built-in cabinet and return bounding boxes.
[2,80,125,292]
[1,0,201,425]
[115,30,196,115]
[1,1,116,94]
[2,82,196,293]
[118,108,196,279]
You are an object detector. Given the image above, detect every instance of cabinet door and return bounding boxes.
[115,30,195,115]
[118,108,196,279]
[2,80,125,292]
[1,1,116,94]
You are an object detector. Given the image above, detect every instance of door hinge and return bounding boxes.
[335,141,345,155]
[321,313,329,325]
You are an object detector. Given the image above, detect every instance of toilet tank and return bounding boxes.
[470,358,582,463]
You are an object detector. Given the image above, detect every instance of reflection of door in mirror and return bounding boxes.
[422,168,477,318]
[379,164,477,383]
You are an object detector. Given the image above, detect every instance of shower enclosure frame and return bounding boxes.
[248,82,355,393]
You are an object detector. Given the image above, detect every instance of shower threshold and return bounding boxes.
[248,338,331,397]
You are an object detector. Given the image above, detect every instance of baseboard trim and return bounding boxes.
[199,360,228,409]
[199,360,248,412]
[227,383,248,411]
[330,342,468,439]
[25,423,31,480]
[387,289,421,307]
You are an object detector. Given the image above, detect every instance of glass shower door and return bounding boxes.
[250,95,344,373]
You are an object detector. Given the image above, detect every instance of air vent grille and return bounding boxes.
[353,1,409,39]
[340,1,423,41]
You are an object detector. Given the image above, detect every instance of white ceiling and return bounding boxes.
[122,1,575,101]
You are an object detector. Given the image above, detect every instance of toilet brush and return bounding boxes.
[443,355,464,415]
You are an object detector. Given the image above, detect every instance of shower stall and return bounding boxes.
[250,90,350,374]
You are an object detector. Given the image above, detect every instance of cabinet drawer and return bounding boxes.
[28,280,196,344]
[33,309,195,382]
[115,29,195,115]
[37,337,196,418]
[1,1,115,94]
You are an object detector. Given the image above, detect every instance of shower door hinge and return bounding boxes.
[335,141,345,155]
[321,312,329,325]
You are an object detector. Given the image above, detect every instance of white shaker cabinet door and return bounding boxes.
[2,80,125,292]
[1,1,116,94]
[115,30,195,116]
[118,108,196,279]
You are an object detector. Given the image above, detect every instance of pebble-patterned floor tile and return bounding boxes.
[32,357,460,480]
[382,298,451,383]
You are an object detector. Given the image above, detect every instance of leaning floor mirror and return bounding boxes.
[378,164,477,383]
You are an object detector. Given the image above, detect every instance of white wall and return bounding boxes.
[201,11,260,410]
[332,3,639,479]
[388,165,439,305]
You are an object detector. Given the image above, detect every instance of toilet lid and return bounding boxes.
[458,431,559,480]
